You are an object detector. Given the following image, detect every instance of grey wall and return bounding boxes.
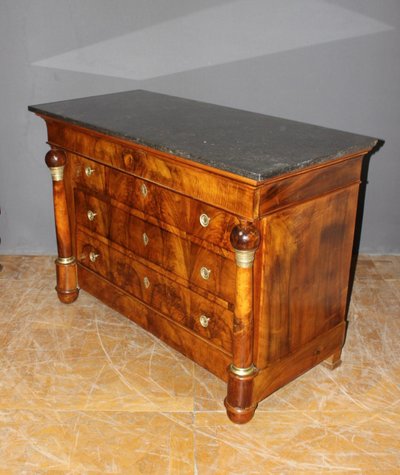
[0,0,399,254]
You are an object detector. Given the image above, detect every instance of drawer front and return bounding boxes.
[75,189,111,236]
[48,120,258,218]
[71,154,239,250]
[189,244,236,303]
[77,233,233,353]
[107,167,238,250]
[71,154,106,194]
[75,189,190,279]
[75,189,236,303]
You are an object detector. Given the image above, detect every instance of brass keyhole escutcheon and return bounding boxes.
[200,266,211,280]
[143,277,150,289]
[87,210,97,221]
[141,183,148,197]
[143,233,149,246]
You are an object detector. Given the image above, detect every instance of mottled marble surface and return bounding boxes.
[0,255,399,473]
[28,90,378,180]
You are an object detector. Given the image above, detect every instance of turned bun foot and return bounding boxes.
[224,398,257,424]
[56,287,79,304]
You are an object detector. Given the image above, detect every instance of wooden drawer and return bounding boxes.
[190,243,235,303]
[75,189,236,303]
[70,154,239,250]
[76,232,233,353]
[107,169,238,251]
[45,121,258,218]
[71,154,106,194]
[75,188,190,279]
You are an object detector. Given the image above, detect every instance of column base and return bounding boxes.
[55,259,79,304]
[225,366,258,424]
[224,398,258,424]
[55,287,79,304]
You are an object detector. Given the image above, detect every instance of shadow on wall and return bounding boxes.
[346,139,385,317]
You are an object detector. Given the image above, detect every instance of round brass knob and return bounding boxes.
[87,210,97,221]
[143,277,150,289]
[199,315,210,328]
[89,251,100,262]
[143,233,149,246]
[200,266,211,280]
[199,213,211,227]
[85,166,95,177]
[140,183,148,197]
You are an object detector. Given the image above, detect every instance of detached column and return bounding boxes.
[45,149,79,304]
[225,221,260,423]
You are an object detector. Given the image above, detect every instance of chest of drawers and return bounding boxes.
[29,90,379,423]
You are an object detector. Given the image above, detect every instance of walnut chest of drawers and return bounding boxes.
[29,90,378,423]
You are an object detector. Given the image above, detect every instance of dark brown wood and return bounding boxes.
[230,221,261,251]
[225,222,260,423]
[45,149,79,303]
[224,373,257,424]
[45,148,66,169]
[32,106,376,424]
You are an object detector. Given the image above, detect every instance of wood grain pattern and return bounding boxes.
[33,110,375,424]
[45,149,79,303]
[78,265,232,381]
[253,183,360,368]
[46,118,258,218]
[225,222,260,423]
[253,322,346,403]
[259,154,363,216]
[70,153,239,251]
[45,150,72,259]
[74,188,236,303]
[229,222,260,369]
[76,231,233,353]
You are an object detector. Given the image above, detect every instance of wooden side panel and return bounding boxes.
[254,183,360,368]
[253,322,346,402]
[259,155,363,216]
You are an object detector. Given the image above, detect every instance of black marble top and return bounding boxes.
[29,90,377,181]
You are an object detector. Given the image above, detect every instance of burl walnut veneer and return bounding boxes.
[29,90,379,423]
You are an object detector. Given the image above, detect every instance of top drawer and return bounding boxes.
[72,154,239,250]
[48,120,257,218]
